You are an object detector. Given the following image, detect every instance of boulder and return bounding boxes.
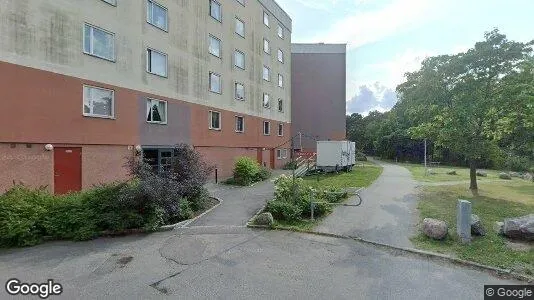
[494,221,504,235]
[509,172,521,178]
[427,169,437,175]
[470,214,486,236]
[422,218,448,240]
[476,170,487,177]
[520,173,533,181]
[498,172,512,180]
[253,212,274,226]
[503,214,534,241]
[447,170,457,175]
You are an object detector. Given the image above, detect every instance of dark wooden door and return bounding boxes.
[54,147,82,194]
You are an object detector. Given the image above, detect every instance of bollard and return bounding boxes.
[457,199,472,243]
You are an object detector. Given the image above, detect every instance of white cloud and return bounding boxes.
[311,0,446,49]
[370,49,433,87]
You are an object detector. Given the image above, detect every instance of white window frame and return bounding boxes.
[235,115,245,133]
[234,49,245,70]
[263,121,271,135]
[278,74,284,88]
[146,0,168,31]
[146,98,168,125]
[263,11,269,27]
[277,98,283,112]
[101,0,117,6]
[235,17,245,37]
[263,93,271,108]
[209,35,222,58]
[209,72,222,94]
[277,24,284,39]
[263,66,270,81]
[278,123,284,136]
[210,0,222,22]
[209,110,222,130]
[263,38,270,54]
[277,149,287,159]
[235,82,245,101]
[278,49,284,63]
[146,48,168,77]
[83,23,115,61]
[82,85,115,119]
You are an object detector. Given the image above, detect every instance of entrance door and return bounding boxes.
[54,147,82,194]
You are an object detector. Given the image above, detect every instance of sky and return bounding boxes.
[276,0,534,116]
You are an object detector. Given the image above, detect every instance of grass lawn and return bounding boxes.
[412,180,534,275]
[398,162,504,182]
[270,161,383,231]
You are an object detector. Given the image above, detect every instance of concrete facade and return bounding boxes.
[0,0,292,192]
[291,43,346,152]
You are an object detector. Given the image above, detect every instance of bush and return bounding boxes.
[0,185,52,247]
[505,155,531,172]
[283,160,298,170]
[233,156,260,186]
[265,200,302,221]
[255,166,272,181]
[356,152,368,161]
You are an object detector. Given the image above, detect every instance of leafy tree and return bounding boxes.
[397,29,533,192]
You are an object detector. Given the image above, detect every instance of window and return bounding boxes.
[209,35,221,58]
[262,66,270,81]
[234,50,245,69]
[277,149,288,159]
[235,116,244,133]
[278,49,284,63]
[235,18,245,37]
[147,0,168,31]
[277,98,283,112]
[210,0,221,22]
[263,93,270,108]
[101,0,116,5]
[209,110,221,130]
[263,121,270,135]
[277,24,284,39]
[278,123,284,136]
[278,74,284,88]
[263,11,269,27]
[83,24,114,61]
[143,149,175,173]
[83,85,114,118]
[146,98,167,124]
[146,48,167,77]
[235,82,245,100]
[236,0,245,6]
[263,39,270,54]
[209,72,221,93]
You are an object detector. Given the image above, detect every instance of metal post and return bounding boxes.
[215,168,218,184]
[424,139,427,169]
[310,202,315,221]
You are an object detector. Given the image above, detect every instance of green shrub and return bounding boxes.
[233,156,260,185]
[505,155,531,172]
[0,185,52,247]
[356,152,368,161]
[179,198,194,221]
[265,200,302,221]
[283,160,297,170]
[255,166,272,181]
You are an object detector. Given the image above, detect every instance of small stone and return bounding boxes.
[447,170,457,175]
[253,212,274,226]
[499,172,512,180]
[476,170,487,177]
[494,221,504,235]
[470,214,486,236]
[422,218,448,240]
[427,169,437,175]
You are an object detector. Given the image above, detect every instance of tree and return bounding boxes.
[397,29,533,193]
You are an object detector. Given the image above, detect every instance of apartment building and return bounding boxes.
[291,43,346,153]
[0,0,292,194]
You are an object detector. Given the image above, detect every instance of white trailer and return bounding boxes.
[316,141,356,172]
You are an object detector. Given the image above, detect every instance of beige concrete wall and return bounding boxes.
[0,0,291,123]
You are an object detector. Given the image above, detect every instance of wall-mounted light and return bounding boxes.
[44,144,54,151]
[135,145,143,155]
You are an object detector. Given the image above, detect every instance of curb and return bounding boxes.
[160,196,223,230]
[245,203,270,228]
[269,227,534,283]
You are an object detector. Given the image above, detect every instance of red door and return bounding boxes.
[270,149,275,169]
[54,147,82,194]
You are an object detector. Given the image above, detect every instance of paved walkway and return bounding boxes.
[316,158,419,248]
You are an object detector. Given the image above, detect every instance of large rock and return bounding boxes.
[499,172,512,180]
[503,214,534,241]
[422,218,448,240]
[447,170,457,175]
[509,172,521,178]
[470,214,486,236]
[494,221,504,235]
[476,170,487,177]
[521,173,533,181]
[253,212,274,226]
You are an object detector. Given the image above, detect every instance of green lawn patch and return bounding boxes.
[399,162,505,182]
[302,161,383,189]
[412,182,534,275]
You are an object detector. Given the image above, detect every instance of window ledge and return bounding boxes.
[147,121,168,125]
[146,71,168,78]
[83,114,116,120]
[209,128,222,131]
[83,52,115,63]
[147,21,168,32]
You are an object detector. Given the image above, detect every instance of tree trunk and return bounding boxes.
[469,159,478,193]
